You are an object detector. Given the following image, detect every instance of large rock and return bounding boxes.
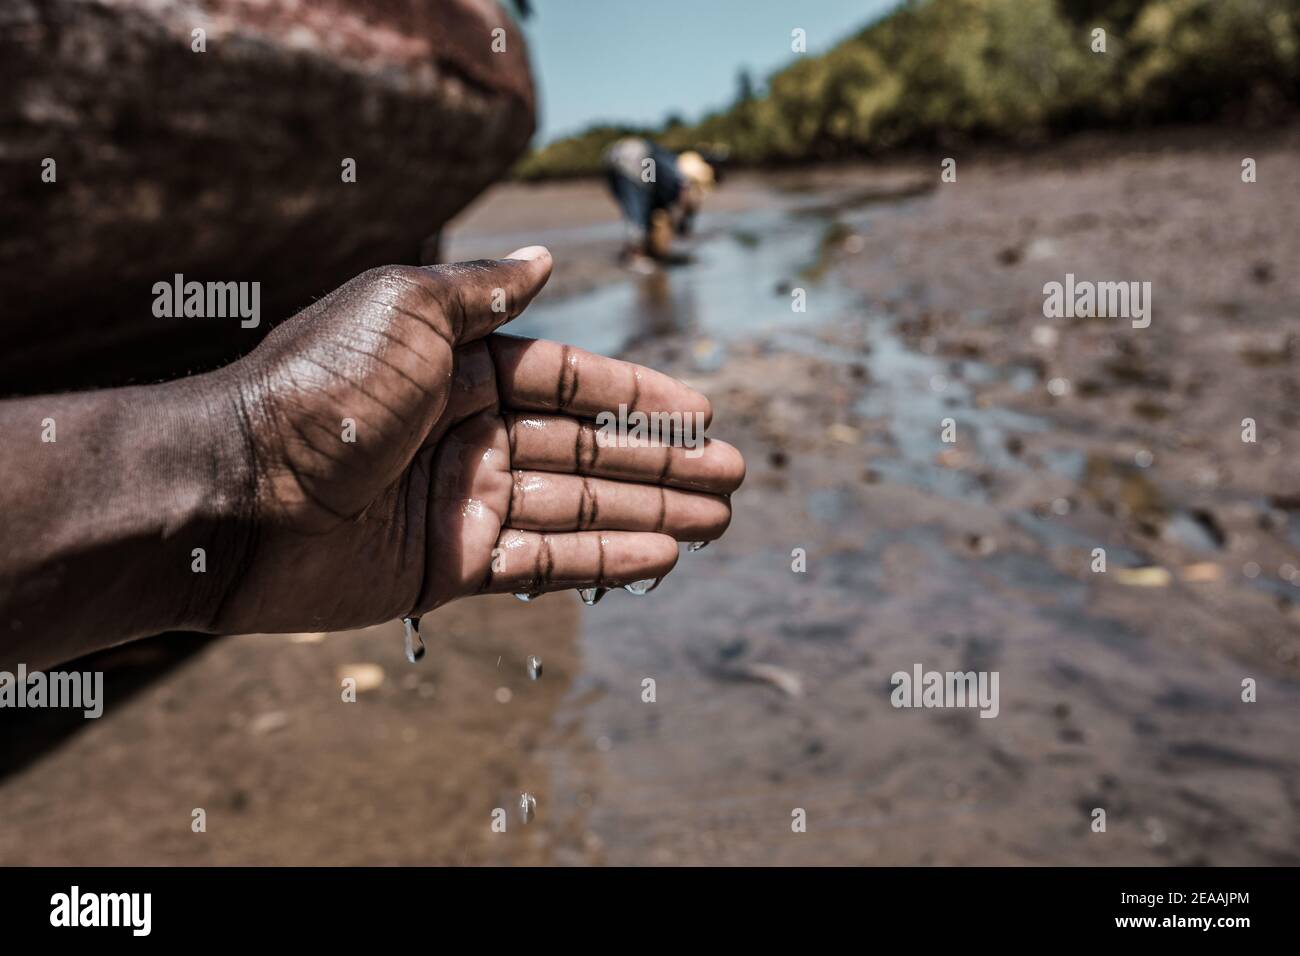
[0,0,535,393]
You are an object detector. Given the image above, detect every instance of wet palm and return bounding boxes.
[211,247,744,635]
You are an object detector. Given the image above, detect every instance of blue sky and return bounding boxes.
[521,0,899,143]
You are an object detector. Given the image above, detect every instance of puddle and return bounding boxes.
[1161,508,1226,552]
[511,187,1055,512]
[852,319,1049,501]
[509,203,869,357]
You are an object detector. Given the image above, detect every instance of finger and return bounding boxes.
[489,335,712,428]
[507,470,731,539]
[425,246,552,345]
[506,413,745,494]
[483,530,679,594]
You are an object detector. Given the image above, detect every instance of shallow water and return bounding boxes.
[5,173,1296,866]
[481,184,1300,864]
[508,207,865,357]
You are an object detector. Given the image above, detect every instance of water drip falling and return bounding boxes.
[526,655,543,680]
[518,792,536,824]
[401,616,424,663]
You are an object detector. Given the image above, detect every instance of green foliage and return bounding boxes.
[869,0,1097,143]
[1056,0,1150,30]
[1126,0,1300,120]
[518,0,1300,179]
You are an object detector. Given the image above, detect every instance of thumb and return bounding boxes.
[429,245,552,345]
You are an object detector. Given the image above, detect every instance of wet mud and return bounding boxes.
[2,125,1297,864]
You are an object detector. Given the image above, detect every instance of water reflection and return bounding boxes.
[509,200,866,359]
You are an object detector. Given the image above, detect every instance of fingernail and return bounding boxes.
[505,245,548,261]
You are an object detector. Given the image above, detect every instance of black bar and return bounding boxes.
[0,867,1285,941]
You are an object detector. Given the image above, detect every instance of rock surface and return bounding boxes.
[0,0,535,393]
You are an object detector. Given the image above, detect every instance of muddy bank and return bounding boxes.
[0,598,601,865]
[2,124,1297,865]
[820,123,1300,678]
[459,123,1300,864]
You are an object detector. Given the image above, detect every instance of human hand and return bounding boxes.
[208,247,745,634]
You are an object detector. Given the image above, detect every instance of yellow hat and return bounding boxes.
[676,151,715,191]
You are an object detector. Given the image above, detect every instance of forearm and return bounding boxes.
[0,375,253,669]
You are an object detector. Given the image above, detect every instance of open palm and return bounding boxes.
[209,247,744,636]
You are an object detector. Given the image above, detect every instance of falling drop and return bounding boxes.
[577,587,608,606]
[687,540,710,552]
[518,792,536,824]
[526,655,543,680]
[623,578,660,596]
[401,616,424,663]
[514,591,541,602]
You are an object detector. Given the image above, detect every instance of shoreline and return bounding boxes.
[3,122,1297,866]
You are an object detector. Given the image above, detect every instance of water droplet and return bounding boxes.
[401,616,424,663]
[623,578,660,595]
[526,655,543,680]
[687,540,710,552]
[518,792,536,824]
[577,586,608,606]
[514,591,541,602]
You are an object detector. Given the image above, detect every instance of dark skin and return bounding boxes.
[0,247,744,670]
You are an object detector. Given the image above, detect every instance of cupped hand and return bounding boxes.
[210,247,745,634]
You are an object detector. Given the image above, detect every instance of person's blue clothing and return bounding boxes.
[602,138,684,230]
